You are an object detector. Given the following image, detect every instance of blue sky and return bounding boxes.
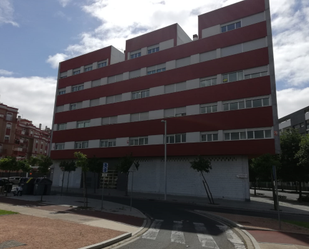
[0,0,309,128]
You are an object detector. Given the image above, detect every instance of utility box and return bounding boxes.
[33,177,52,196]
[20,177,35,195]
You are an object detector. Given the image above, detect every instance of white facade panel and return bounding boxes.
[123,72,129,80]
[244,65,268,75]
[63,104,70,112]
[122,92,131,101]
[82,100,90,108]
[242,12,265,27]
[65,86,71,93]
[186,132,200,143]
[200,50,217,62]
[84,81,91,89]
[279,119,291,129]
[186,79,199,90]
[90,118,101,127]
[101,77,107,85]
[99,97,106,105]
[89,139,100,148]
[190,54,199,64]
[67,121,77,129]
[130,156,249,201]
[160,39,174,51]
[166,60,176,70]
[64,141,74,150]
[150,86,164,96]
[221,44,242,57]
[201,25,220,38]
[149,135,163,145]
[176,57,190,68]
[186,105,200,115]
[243,38,267,52]
[149,110,164,120]
[116,137,128,147]
[118,114,130,124]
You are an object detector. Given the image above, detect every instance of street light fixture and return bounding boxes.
[161,120,167,200]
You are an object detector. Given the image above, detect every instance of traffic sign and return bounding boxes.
[103,162,108,173]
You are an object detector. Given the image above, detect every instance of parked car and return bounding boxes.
[0,178,13,193]
[9,176,21,185]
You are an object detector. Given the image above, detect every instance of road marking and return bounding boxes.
[217,225,245,249]
[171,221,185,244]
[194,222,219,248]
[142,219,163,240]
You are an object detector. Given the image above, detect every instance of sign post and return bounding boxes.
[101,162,108,210]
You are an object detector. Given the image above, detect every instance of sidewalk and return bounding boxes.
[1,188,309,249]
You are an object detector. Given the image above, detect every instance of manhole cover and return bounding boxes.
[0,240,26,249]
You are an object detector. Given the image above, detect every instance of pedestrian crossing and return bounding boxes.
[141,219,245,249]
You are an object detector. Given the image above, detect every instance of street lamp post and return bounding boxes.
[161,120,167,200]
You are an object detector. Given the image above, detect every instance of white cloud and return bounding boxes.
[0,76,56,129]
[46,53,69,69]
[58,0,72,8]
[0,0,19,27]
[0,69,13,76]
[277,87,309,118]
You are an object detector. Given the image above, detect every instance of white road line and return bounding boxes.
[171,221,185,244]
[194,222,219,248]
[217,225,246,249]
[142,219,163,240]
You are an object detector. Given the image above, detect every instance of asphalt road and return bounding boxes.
[112,199,244,249]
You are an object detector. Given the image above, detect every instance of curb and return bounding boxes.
[193,210,260,249]
[79,233,132,249]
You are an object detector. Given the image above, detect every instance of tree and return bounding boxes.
[37,155,53,176]
[280,129,304,199]
[88,156,102,193]
[65,160,77,193]
[118,154,139,196]
[0,156,19,177]
[59,161,67,196]
[190,156,214,204]
[251,154,281,210]
[74,152,89,207]
[17,159,31,173]
[296,134,309,201]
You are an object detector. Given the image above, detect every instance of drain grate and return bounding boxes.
[0,240,26,249]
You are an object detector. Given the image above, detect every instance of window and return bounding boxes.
[75,141,88,149]
[4,136,9,142]
[6,123,12,129]
[130,51,141,59]
[222,71,243,83]
[200,104,217,114]
[58,123,66,131]
[224,131,246,140]
[106,94,122,104]
[90,98,100,107]
[72,84,84,92]
[129,137,148,146]
[77,120,90,128]
[6,113,12,121]
[200,77,217,87]
[221,21,241,33]
[129,70,140,79]
[148,45,159,54]
[58,89,66,95]
[59,72,67,79]
[55,143,65,150]
[244,71,267,79]
[100,139,116,147]
[70,102,82,110]
[102,116,118,125]
[166,134,186,144]
[147,64,166,75]
[73,68,80,75]
[201,132,218,142]
[56,106,64,113]
[164,107,186,118]
[98,60,107,68]
[84,65,92,72]
[131,112,149,122]
[132,89,149,100]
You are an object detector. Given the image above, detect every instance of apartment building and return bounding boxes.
[279,106,309,135]
[14,118,51,160]
[0,103,18,158]
[51,0,279,200]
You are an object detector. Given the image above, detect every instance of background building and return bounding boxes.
[14,118,51,160]
[51,0,279,201]
[279,106,309,135]
[0,103,18,158]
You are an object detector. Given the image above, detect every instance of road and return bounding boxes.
[112,200,245,249]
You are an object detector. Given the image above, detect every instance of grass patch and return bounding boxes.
[0,209,18,215]
[284,220,309,229]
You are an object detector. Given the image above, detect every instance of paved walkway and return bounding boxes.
[0,188,309,249]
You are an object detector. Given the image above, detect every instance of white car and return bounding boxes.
[11,185,23,196]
